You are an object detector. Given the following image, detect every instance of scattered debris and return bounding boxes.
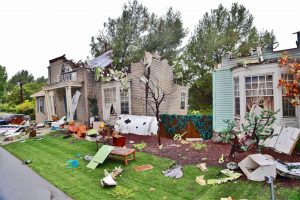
[129,140,135,144]
[238,154,276,181]
[23,159,32,165]
[196,175,206,186]
[100,166,124,187]
[186,138,203,142]
[202,157,207,161]
[66,160,78,169]
[87,145,115,169]
[133,141,147,150]
[148,187,156,192]
[226,162,238,170]
[196,163,208,172]
[206,169,241,185]
[162,161,183,179]
[158,144,163,149]
[191,143,207,151]
[84,155,94,161]
[134,164,153,172]
[275,160,300,179]
[108,186,137,200]
[109,166,123,179]
[218,154,224,163]
[220,197,233,200]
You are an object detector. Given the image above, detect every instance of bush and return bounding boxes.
[188,108,212,115]
[0,103,17,113]
[16,100,35,119]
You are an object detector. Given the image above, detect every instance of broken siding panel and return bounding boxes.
[213,69,234,132]
[263,48,300,60]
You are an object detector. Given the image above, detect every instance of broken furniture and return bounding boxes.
[110,147,136,166]
[263,126,300,155]
[113,135,125,147]
[87,145,115,169]
[100,166,123,187]
[0,113,25,125]
[238,154,276,181]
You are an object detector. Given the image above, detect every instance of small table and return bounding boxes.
[110,147,136,166]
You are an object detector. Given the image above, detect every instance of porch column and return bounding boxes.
[65,86,73,120]
[44,90,52,120]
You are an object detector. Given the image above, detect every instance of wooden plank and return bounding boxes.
[274,127,297,154]
[86,145,115,169]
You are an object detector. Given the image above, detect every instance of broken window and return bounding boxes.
[120,89,129,114]
[234,77,240,116]
[180,93,186,110]
[245,75,274,112]
[282,74,296,117]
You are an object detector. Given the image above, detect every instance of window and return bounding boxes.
[104,88,116,108]
[37,97,45,113]
[245,75,274,112]
[282,74,296,117]
[234,77,240,116]
[120,90,129,114]
[180,93,186,110]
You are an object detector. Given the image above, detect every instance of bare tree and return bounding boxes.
[145,77,175,145]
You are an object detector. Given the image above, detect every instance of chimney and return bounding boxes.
[293,31,300,48]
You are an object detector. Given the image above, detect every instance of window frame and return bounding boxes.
[233,77,240,116]
[281,74,296,118]
[120,89,129,114]
[37,97,45,114]
[180,92,186,110]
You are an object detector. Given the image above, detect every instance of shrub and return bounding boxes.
[0,103,17,113]
[16,100,35,119]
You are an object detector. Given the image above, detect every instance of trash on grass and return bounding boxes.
[162,161,183,179]
[196,163,208,172]
[134,164,153,172]
[84,155,94,161]
[23,160,32,165]
[66,160,79,169]
[196,175,206,186]
[226,162,238,170]
[206,169,241,185]
[238,154,276,181]
[275,160,300,179]
[218,154,224,163]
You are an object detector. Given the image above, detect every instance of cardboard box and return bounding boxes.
[238,154,276,181]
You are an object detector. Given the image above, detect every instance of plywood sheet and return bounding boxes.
[86,145,115,169]
[274,127,298,155]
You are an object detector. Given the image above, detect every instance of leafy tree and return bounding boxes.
[7,70,34,104]
[90,1,186,69]
[144,8,187,65]
[6,82,42,105]
[90,0,149,70]
[36,76,48,84]
[177,3,275,111]
[0,65,8,103]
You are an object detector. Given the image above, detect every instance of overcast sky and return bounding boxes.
[1,0,300,78]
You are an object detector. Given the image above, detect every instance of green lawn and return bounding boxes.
[3,133,300,200]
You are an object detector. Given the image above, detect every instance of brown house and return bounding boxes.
[32,52,189,124]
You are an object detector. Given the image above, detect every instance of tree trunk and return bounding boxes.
[20,83,24,104]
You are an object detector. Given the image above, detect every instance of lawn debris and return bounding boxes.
[220,197,233,200]
[206,169,241,185]
[23,159,32,165]
[129,140,135,144]
[186,138,203,142]
[86,145,115,169]
[162,161,183,179]
[196,175,206,186]
[191,143,207,151]
[134,164,153,172]
[100,166,123,187]
[238,154,276,181]
[274,160,300,179]
[133,141,147,150]
[196,163,208,172]
[66,160,79,169]
[148,187,156,192]
[84,154,94,161]
[226,162,238,170]
[108,186,137,199]
[218,154,224,163]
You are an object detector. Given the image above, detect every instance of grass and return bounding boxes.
[3,132,300,200]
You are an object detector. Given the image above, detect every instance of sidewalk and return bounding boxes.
[0,147,70,200]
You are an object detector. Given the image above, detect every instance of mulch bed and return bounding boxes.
[123,134,300,187]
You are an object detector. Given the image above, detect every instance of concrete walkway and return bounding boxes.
[0,147,70,200]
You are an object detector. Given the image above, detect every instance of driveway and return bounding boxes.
[0,147,70,200]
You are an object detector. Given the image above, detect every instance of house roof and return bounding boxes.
[30,90,45,98]
[88,50,113,69]
[49,54,67,64]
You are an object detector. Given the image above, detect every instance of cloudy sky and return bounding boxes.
[1,0,300,78]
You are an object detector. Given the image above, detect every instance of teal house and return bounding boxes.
[213,31,300,132]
